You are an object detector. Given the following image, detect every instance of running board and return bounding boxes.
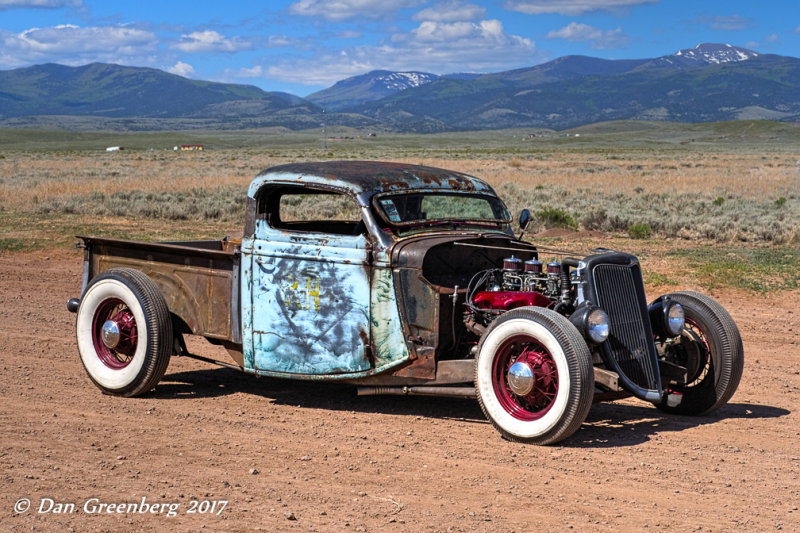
[178,351,244,372]
[357,386,476,399]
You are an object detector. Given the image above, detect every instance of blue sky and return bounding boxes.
[1,0,798,96]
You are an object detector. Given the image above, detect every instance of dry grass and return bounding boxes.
[0,151,285,210]
[2,151,798,210]
[405,153,800,199]
[0,141,798,245]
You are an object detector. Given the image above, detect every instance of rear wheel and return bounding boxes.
[655,291,743,415]
[76,268,172,396]
[475,307,594,445]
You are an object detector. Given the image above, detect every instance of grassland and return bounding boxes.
[0,120,798,292]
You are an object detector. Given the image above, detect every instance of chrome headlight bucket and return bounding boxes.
[570,304,610,344]
[665,301,685,336]
[649,298,685,338]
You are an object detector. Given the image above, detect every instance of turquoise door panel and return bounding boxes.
[243,220,372,375]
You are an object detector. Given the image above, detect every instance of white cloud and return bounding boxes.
[546,22,629,49]
[231,65,264,78]
[258,19,538,86]
[764,33,780,43]
[0,0,81,9]
[411,19,521,44]
[413,21,475,42]
[288,0,424,21]
[267,34,293,47]
[172,30,250,53]
[504,0,657,16]
[413,1,485,22]
[0,24,157,68]
[167,61,195,77]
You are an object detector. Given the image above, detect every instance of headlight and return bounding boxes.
[570,304,610,344]
[665,302,685,336]
[586,308,610,343]
[648,298,685,338]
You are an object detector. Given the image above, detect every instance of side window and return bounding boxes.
[257,187,365,236]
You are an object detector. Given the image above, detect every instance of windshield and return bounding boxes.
[373,191,511,228]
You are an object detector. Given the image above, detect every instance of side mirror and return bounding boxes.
[518,209,532,240]
[519,209,531,230]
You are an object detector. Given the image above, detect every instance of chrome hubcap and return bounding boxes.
[101,320,121,349]
[507,361,534,396]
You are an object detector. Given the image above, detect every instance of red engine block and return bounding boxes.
[472,290,552,311]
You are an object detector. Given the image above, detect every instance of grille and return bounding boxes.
[592,263,660,392]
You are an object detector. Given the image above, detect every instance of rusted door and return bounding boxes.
[242,220,372,376]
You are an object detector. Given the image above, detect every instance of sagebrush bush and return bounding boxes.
[628,223,652,239]
[536,207,578,230]
[499,182,798,243]
[37,186,246,222]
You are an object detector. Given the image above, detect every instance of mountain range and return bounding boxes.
[1,43,798,132]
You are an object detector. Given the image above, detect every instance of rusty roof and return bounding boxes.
[250,160,496,198]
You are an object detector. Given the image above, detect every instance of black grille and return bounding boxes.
[592,263,660,392]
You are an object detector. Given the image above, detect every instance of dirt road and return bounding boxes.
[2,250,798,532]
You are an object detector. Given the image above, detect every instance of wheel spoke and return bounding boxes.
[92,298,138,369]
[492,334,560,421]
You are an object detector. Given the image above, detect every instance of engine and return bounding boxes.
[465,256,577,326]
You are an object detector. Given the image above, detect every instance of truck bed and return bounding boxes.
[77,235,241,344]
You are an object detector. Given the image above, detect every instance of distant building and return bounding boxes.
[105,146,123,152]
[180,144,204,151]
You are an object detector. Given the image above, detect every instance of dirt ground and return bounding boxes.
[1,249,798,532]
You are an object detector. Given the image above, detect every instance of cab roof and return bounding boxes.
[249,160,497,201]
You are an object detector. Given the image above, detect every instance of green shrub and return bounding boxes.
[775,197,787,207]
[713,197,725,206]
[628,223,652,239]
[536,207,578,230]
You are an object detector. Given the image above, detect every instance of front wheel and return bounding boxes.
[76,268,172,396]
[654,291,744,415]
[475,307,594,445]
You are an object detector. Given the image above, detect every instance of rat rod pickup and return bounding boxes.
[68,161,743,444]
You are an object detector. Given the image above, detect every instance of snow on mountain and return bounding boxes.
[306,70,441,110]
[372,71,438,91]
[673,43,758,64]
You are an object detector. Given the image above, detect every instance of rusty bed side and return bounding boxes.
[78,236,241,344]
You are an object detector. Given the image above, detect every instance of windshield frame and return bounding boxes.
[371,189,512,228]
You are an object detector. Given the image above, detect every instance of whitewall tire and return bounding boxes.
[76,268,172,396]
[475,307,594,445]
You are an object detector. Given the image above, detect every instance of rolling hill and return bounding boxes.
[0,63,320,124]
[1,44,798,132]
[347,44,800,130]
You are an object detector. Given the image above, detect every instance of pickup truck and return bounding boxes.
[68,161,743,444]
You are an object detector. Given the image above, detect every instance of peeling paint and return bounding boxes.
[371,268,410,368]
[243,220,372,375]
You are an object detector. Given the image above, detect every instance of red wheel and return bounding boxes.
[91,298,138,370]
[475,307,593,444]
[491,335,559,421]
[76,268,172,396]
